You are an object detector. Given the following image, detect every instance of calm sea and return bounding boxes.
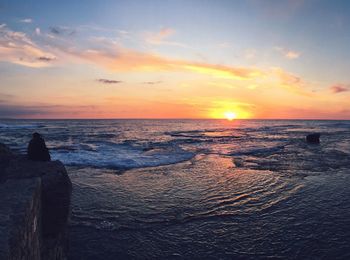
[1,119,350,259]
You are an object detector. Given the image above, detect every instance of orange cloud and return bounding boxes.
[271,67,312,95]
[275,46,300,59]
[329,84,350,94]
[285,51,300,59]
[0,25,310,95]
[146,28,174,43]
[68,45,265,80]
[145,27,186,47]
[273,67,301,85]
[0,25,266,81]
[182,64,265,80]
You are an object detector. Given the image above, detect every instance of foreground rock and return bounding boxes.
[0,143,12,155]
[306,133,320,144]
[0,143,72,260]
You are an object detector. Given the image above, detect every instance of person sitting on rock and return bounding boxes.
[27,132,51,161]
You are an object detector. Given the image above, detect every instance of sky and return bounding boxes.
[1,0,350,119]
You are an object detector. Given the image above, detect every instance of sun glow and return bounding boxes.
[208,102,252,120]
[224,111,237,121]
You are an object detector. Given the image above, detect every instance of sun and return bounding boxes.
[224,111,237,121]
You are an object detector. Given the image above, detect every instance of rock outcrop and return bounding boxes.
[306,133,321,144]
[0,143,72,260]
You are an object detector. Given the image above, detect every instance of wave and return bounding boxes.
[0,123,45,129]
[318,121,350,127]
[229,144,286,156]
[51,142,194,169]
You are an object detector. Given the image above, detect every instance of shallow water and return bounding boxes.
[1,119,350,259]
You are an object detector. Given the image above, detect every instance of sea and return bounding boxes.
[1,119,350,259]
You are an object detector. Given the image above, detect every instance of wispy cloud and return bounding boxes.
[143,81,163,85]
[0,104,96,118]
[37,56,55,62]
[0,93,15,103]
[245,49,257,59]
[275,46,300,59]
[0,104,42,117]
[49,26,76,36]
[0,24,310,95]
[218,42,231,49]
[0,25,56,67]
[271,67,312,96]
[273,67,302,86]
[329,84,350,93]
[49,27,60,34]
[20,18,32,23]
[145,28,187,47]
[182,63,265,80]
[77,47,265,80]
[0,24,265,79]
[97,79,123,84]
[145,27,174,43]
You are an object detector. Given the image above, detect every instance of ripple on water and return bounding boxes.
[69,155,304,253]
[2,119,349,259]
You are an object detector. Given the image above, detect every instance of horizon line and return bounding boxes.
[1,118,350,121]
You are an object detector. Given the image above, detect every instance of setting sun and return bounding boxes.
[224,111,237,121]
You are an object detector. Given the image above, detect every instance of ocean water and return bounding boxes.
[1,119,350,259]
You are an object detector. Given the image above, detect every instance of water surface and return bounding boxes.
[1,119,350,259]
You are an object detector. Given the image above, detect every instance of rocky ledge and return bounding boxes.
[0,143,72,260]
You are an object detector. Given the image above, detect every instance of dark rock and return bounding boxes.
[0,178,42,260]
[306,133,320,144]
[0,143,71,260]
[41,161,72,259]
[0,143,12,156]
[4,159,60,180]
[27,132,51,162]
[0,143,13,183]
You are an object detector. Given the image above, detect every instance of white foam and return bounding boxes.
[0,123,43,129]
[51,143,194,169]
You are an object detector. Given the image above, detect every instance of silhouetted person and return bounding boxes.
[27,132,51,161]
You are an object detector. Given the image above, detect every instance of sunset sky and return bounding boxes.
[1,0,350,119]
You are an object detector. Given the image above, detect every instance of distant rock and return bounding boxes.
[306,133,320,144]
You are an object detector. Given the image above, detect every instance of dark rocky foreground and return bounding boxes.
[0,143,72,260]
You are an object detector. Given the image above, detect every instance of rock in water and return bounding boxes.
[306,133,320,143]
